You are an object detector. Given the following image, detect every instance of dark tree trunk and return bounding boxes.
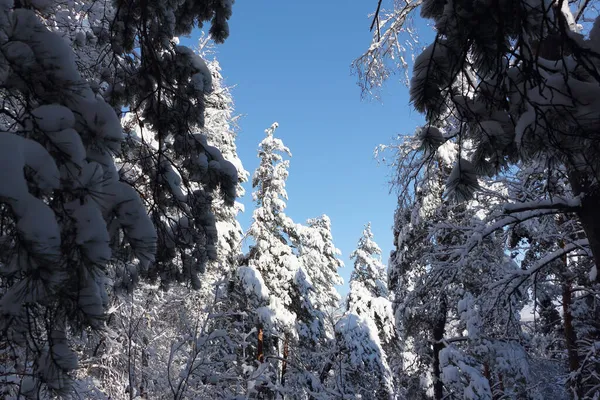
[281,334,289,386]
[576,201,600,284]
[562,278,582,398]
[567,137,600,285]
[432,296,447,400]
[555,233,583,399]
[483,363,495,398]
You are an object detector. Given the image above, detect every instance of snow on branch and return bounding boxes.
[492,238,590,291]
[503,196,582,214]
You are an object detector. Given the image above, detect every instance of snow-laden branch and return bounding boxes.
[503,196,582,214]
[492,238,590,290]
[453,208,565,260]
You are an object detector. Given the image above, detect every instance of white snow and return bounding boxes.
[0,133,60,261]
[31,104,76,132]
[237,266,270,301]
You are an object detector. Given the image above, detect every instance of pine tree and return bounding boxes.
[359,0,600,289]
[203,50,249,277]
[237,124,348,399]
[246,121,299,332]
[360,1,600,397]
[281,215,345,397]
[320,224,397,399]
[235,122,299,397]
[0,0,238,395]
[69,49,249,399]
[348,223,388,304]
[383,133,537,399]
[347,223,399,374]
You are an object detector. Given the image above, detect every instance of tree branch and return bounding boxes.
[503,197,582,214]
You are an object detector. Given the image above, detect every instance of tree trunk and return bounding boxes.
[483,363,495,398]
[257,325,264,363]
[575,205,600,283]
[432,296,447,400]
[281,334,289,386]
[483,362,491,381]
[556,234,582,399]
[141,336,149,399]
[562,278,582,397]
[568,170,600,284]
[498,373,504,399]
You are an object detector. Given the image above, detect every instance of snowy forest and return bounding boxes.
[0,0,599,398]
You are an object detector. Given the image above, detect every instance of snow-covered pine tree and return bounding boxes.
[236,124,350,398]
[359,1,600,398]
[204,53,249,279]
[347,223,400,377]
[322,224,397,399]
[234,122,300,397]
[42,0,240,287]
[69,48,249,399]
[279,214,345,397]
[347,223,388,304]
[505,164,598,399]
[358,0,600,279]
[383,133,536,399]
[295,215,344,320]
[0,0,238,396]
[330,313,394,399]
[153,50,251,400]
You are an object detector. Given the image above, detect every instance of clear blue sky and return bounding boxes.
[184,1,432,295]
